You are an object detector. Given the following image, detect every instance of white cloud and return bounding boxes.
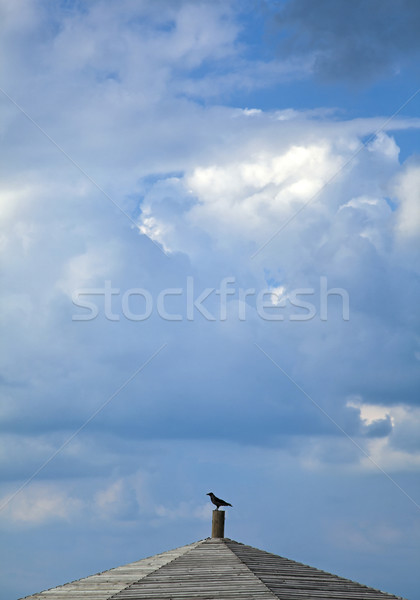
[138,137,343,257]
[94,478,139,520]
[392,162,420,238]
[345,400,420,472]
[367,131,400,160]
[184,142,342,239]
[0,484,82,525]
[95,479,126,510]
[136,122,419,268]
[346,397,392,426]
[362,437,420,472]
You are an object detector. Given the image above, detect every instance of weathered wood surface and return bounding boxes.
[20,537,406,600]
[113,537,276,600]
[225,540,405,600]
[211,509,225,538]
[19,541,201,600]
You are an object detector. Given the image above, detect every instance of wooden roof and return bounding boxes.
[21,537,406,600]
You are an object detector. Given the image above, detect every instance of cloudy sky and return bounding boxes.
[0,1,419,598]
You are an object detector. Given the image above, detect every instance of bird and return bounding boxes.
[207,492,232,510]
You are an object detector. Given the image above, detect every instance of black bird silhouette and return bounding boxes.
[207,492,232,510]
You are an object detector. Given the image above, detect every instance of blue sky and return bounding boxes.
[0,1,419,599]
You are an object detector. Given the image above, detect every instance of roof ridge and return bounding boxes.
[110,537,279,600]
[217,538,280,600]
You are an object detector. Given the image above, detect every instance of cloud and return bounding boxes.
[94,476,144,521]
[138,122,402,259]
[1,109,419,457]
[271,0,420,84]
[0,484,82,525]
[392,160,420,238]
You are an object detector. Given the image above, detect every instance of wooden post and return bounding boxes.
[211,509,225,538]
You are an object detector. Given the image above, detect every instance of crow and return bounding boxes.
[207,492,232,510]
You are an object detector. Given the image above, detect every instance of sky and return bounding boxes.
[0,1,419,598]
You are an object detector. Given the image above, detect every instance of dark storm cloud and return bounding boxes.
[272,0,420,84]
